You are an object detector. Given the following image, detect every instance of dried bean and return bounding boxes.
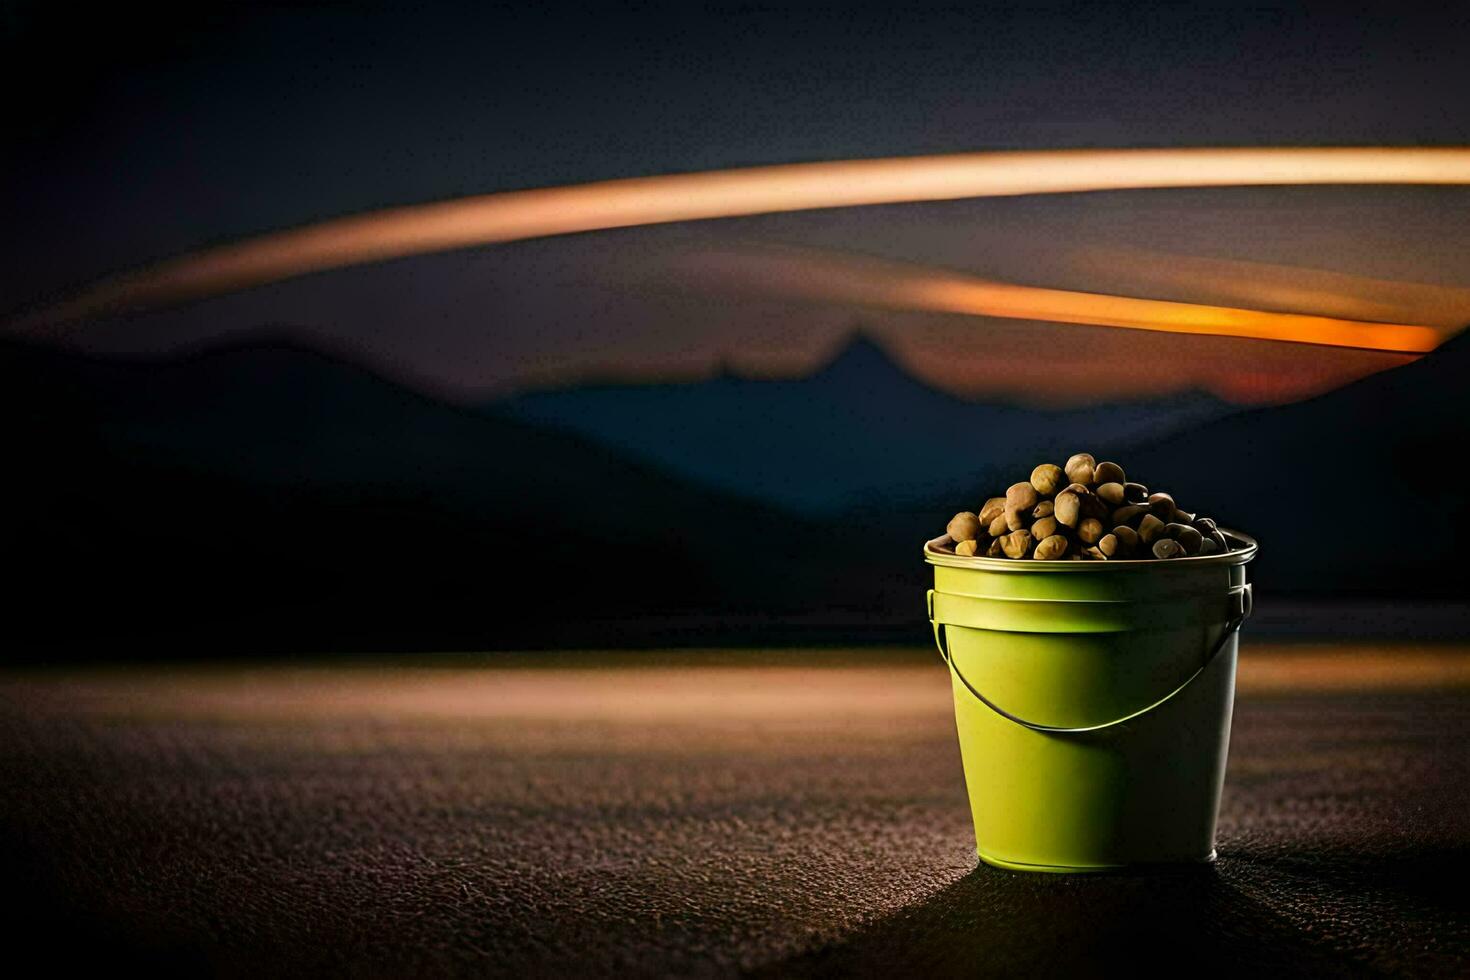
[1064,453,1096,486]
[1007,482,1039,512]
[1111,504,1149,527]
[941,459,1236,561]
[947,512,981,543]
[1110,525,1140,554]
[1169,524,1203,554]
[1030,464,1064,496]
[1147,492,1175,519]
[1002,529,1034,559]
[979,497,1006,525]
[1034,534,1069,560]
[1152,538,1185,559]
[1054,491,1081,528]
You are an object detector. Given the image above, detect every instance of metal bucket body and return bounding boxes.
[926,531,1256,873]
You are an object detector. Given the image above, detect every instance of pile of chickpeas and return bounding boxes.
[943,454,1231,561]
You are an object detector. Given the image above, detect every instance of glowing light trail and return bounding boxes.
[677,247,1442,353]
[13,146,1470,351]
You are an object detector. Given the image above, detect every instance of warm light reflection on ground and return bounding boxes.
[13,147,1470,352]
[6,646,1467,729]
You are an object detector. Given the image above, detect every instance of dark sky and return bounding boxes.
[4,3,1469,403]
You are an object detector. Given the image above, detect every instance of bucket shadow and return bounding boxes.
[751,842,1470,978]
[1226,840,1470,911]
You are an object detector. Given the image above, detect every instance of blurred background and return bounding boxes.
[4,2,1469,657]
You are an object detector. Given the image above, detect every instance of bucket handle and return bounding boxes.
[930,583,1251,734]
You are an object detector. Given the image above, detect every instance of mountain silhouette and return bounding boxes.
[489,332,1240,514]
[1126,328,1470,596]
[3,325,1460,658]
[0,336,910,656]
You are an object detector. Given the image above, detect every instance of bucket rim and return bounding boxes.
[924,527,1257,571]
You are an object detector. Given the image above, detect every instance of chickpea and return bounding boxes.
[1054,491,1081,528]
[1034,534,1070,560]
[940,461,1234,563]
[947,512,981,543]
[1111,504,1149,527]
[1064,453,1096,486]
[1168,524,1204,554]
[1147,492,1176,519]
[1029,464,1064,496]
[1110,525,1140,554]
[1152,538,1185,559]
[1077,517,1104,545]
[1002,529,1035,559]
[1007,482,1040,512]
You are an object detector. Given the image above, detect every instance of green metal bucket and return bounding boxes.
[925,529,1257,873]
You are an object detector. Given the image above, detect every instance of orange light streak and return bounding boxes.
[12,146,1470,351]
[1057,247,1470,330]
[676,247,1441,352]
[907,276,1439,352]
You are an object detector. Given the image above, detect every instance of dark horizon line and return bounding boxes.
[0,320,1235,412]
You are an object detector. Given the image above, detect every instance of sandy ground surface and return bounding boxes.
[1,644,1467,977]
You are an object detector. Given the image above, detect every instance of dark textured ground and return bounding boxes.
[1,646,1467,978]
